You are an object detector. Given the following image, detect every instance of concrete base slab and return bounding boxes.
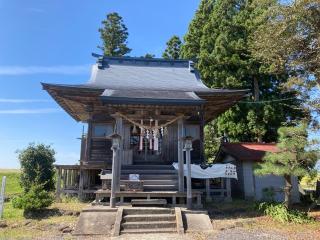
[73,206,117,236]
[182,209,213,233]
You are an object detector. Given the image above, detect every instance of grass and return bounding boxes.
[1,199,87,239]
[0,169,22,198]
[205,199,320,240]
[0,169,87,239]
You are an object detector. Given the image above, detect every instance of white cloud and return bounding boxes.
[26,7,45,13]
[0,65,91,76]
[0,98,50,103]
[0,108,62,114]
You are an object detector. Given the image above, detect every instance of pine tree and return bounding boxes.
[162,35,182,59]
[182,0,306,148]
[255,123,319,207]
[98,12,131,56]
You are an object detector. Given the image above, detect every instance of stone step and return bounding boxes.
[137,180,178,185]
[121,169,177,174]
[119,184,178,191]
[121,228,177,234]
[121,221,176,230]
[122,165,174,170]
[123,208,174,215]
[123,214,176,222]
[142,185,178,190]
[120,174,178,180]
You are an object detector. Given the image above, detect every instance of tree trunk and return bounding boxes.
[284,174,292,208]
[253,76,263,142]
[253,76,259,102]
[316,180,320,198]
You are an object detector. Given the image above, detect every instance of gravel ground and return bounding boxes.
[109,228,290,240]
[210,228,288,240]
[32,226,319,240]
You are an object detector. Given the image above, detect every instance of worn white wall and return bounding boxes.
[242,161,255,199]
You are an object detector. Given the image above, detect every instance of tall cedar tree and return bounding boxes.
[182,0,306,159]
[255,124,318,207]
[99,12,131,56]
[162,35,182,59]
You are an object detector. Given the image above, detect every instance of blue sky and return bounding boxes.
[0,0,200,168]
[0,1,318,170]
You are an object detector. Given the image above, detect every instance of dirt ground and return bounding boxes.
[1,201,320,240]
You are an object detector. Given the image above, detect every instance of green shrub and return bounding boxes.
[256,202,314,224]
[12,183,54,211]
[18,143,56,193]
[261,187,276,202]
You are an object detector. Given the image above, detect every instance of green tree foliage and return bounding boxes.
[204,123,220,161]
[98,12,131,56]
[182,0,307,148]
[162,35,182,59]
[181,0,215,59]
[252,0,320,87]
[141,53,155,58]
[12,183,54,211]
[18,143,56,193]
[255,124,319,207]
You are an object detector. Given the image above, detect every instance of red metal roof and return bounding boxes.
[220,142,278,161]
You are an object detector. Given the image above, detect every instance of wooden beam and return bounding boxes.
[177,118,185,192]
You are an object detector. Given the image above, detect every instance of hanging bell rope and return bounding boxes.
[116,112,184,131]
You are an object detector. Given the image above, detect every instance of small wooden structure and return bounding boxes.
[215,142,301,202]
[43,55,247,206]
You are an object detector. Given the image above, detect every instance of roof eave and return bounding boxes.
[100,96,206,106]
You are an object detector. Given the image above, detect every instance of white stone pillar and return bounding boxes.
[183,136,193,209]
[115,115,123,192]
[110,147,119,208]
[110,134,121,208]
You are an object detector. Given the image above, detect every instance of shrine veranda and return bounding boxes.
[43,55,248,205]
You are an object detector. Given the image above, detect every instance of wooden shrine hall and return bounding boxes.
[42,55,248,207]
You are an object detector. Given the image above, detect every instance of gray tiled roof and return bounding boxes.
[86,56,210,92]
[102,89,203,100]
[101,89,206,105]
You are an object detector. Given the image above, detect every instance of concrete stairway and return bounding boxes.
[121,165,178,191]
[120,208,177,234]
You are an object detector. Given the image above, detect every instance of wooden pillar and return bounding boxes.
[63,169,67,190]
[86,114,93,162]
[80,135,87,163]
[56,167,62,202]
[115,114,123,192]
[79,165,84,200]
[0,176,6,218]
[225,178,232,202]
[205,179,212,202]
[67,170,71,189]
[177,118,185,192]
[199,106,205,163]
